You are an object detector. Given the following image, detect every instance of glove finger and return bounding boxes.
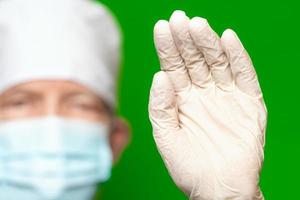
[169,10,212,88]
[189,17,233,91]
[149,71,180,137]
[154,20,191,93]
[221,29,262,97]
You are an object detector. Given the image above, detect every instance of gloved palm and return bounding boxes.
[149,11,267,200]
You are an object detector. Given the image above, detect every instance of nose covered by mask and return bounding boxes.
[0,116,112,200]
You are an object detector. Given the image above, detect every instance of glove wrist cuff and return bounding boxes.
[189,187,264,200]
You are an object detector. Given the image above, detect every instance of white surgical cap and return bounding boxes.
[0,0,121,108]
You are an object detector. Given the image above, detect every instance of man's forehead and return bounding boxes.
[1,80,98,97]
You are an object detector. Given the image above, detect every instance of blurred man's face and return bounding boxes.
[0,80,111,123]
[0,80,130,162]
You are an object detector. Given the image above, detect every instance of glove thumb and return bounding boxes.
[149,71,180,141]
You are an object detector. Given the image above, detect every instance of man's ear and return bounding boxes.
[109,117,131,164]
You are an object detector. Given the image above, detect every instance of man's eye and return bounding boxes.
[8,99,29,107]
[74,103,97,111]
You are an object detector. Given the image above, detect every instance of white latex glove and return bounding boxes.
[149,10,267,200]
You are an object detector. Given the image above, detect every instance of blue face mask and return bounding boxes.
[0,116,112,200]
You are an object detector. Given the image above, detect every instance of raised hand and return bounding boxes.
[149,10,267,199]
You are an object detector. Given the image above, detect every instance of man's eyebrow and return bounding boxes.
[62,90,100,101]
[61,90,112,113]
[0,89,42,106]
[2,88,41,97]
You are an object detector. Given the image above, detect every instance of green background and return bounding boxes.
[95,0,300,199]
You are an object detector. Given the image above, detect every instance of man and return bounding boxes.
[0,0,130,199]
[0,0,267,200]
